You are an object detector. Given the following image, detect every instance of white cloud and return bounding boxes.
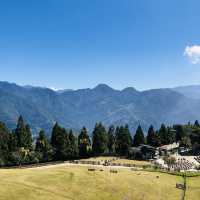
[184,45,200,64]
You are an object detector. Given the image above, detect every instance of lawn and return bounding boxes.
[0,165,183,200]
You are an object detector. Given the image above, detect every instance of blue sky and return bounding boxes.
[0,0,200,90]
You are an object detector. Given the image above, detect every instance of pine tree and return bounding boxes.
[107,125,115,154]
[8,130,18,152]
[115,126,120,154]
[25,124,33,149]
[154,131,161,147]
[78,127,91,158]
[51,122,67,160]
[61,129,71,160]
[35,130,52,162]
[159,124,168,145]
[173,125,186,142]
[51,122,60,148]
[0,122,9,152]
[133,125,145,146]
[115,125,132,156]
[123,124,132,152]
[68,129,78,159]
[92,123,108,156]
[15,116,33,149]
[166,127,176,144]
[147,125,156,146]
[0,122,10,165]
[15,116,26,147]
[194,120,200,127]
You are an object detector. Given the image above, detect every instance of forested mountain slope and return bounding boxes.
[0,81,200,135]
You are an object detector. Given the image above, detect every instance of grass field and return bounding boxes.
[185,176,200,200]
[111,158,151,166]
[0,165,184,200]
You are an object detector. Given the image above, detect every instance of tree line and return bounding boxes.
[0,116,200,166]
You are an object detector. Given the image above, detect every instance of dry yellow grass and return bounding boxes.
[111,158,151,166]
[185,176,200,200]
[0,165,183,200]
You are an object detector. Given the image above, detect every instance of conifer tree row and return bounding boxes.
[1,115,200,166]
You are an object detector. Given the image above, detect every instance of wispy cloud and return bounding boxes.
[50,87,63,91]
[184,45,200,64]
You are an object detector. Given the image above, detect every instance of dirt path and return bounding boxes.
[29,162,139,170]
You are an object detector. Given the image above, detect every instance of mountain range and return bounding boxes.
[0,81,200,136]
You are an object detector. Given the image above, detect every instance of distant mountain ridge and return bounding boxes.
[173,85,200,99]
[0,81,200,136]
